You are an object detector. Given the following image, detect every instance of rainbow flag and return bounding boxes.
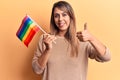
[16,15,40,47]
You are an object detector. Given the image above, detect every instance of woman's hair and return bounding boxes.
[50,1,79,57]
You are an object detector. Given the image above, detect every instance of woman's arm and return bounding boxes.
[32,34,56,74]
[38,34,56,68]
[88,35,106,56]
[38,49,51,69]
[77,23,110,59]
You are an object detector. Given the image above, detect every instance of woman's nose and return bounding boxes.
[59,15,63,21]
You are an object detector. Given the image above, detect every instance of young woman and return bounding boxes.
[32,1,111,80]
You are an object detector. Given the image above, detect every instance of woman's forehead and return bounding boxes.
[54,7,67,13]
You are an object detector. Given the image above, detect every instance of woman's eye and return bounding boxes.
[63,13,67,17]
[54,14,59,18]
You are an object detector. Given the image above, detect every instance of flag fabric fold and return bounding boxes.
[16,15,40,47]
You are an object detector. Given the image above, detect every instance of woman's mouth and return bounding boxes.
[58,23,64,27]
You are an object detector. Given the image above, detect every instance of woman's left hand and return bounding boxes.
[76,23,93,42]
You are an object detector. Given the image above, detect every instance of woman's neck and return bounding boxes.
[57,31,67,37]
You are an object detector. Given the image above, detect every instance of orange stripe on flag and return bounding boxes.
[24,26,40,47]
[22,23,36,42]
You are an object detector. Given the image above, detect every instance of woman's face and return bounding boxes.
[54,7,70,32]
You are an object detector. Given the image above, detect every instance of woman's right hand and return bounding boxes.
[43,34,56,50]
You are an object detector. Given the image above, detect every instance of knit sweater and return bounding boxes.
[32,35,111,80]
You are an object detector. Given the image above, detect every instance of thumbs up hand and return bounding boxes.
[77,23,93,42]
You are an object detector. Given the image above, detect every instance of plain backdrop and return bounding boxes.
[0,0,119,80]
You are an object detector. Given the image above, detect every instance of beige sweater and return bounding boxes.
[32,35,111,80]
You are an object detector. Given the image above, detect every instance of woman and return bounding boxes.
[32,1,111,80]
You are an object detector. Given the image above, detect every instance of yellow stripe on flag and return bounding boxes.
[22,23,36,42]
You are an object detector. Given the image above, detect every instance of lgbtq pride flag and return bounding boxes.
[16,15,46,47]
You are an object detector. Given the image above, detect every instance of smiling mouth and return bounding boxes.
[58,23,65,27]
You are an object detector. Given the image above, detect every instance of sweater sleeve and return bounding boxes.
[32,35,46,74]
[87,42,111,62]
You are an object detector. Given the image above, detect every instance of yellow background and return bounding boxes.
[0,0,119,80]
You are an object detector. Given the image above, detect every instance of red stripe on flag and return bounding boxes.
[24,26,40,47]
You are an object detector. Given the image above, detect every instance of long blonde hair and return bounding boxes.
[50,1,79,57]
